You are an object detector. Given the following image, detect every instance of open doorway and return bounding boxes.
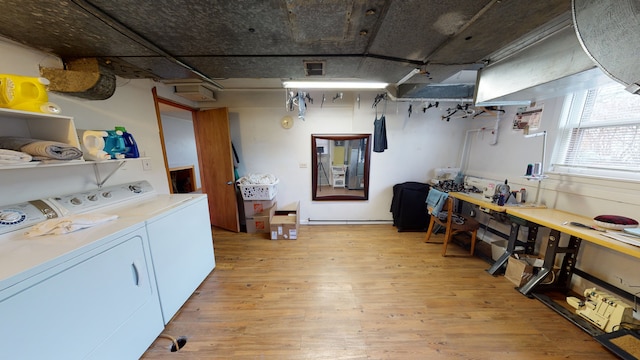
[152,89,240,232]
[152,91,200,194]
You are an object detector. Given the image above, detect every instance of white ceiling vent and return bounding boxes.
[174,84,216,101]
[304,61,325,76]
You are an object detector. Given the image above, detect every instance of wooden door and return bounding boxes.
[193,107,239,232]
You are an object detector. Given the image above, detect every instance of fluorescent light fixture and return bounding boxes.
[396,69,420,86]
[282,81,388,89]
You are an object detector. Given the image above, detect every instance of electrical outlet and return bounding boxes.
[142,159,152,171]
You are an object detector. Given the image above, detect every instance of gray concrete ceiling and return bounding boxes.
[0,0,569,99]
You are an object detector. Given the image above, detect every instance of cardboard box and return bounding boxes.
[244,198,277,218]
[270,202,299,240]
[270,215,298,239]
[246,205,276,233]
[504,255,543,287]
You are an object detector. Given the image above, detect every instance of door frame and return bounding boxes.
[151,87,197,194]
[152,88,240,232]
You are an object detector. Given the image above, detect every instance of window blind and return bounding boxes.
[554,83,640,175]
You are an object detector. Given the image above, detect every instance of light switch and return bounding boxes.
[142,159,152,171]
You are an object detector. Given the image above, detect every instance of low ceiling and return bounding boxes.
[0,0,569,99]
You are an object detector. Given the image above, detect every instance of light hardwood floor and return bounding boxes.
[141,225,615,359]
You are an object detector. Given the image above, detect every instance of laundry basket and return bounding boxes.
[237,174,279,200]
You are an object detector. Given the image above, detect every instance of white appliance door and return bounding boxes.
[146,197,215,323]
[0,227,163,360]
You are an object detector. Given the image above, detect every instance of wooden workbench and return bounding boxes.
[449,191,547,212]
[505,207,640,260]
[452,192,640,339]
[449,192,546,274]
[505,207,640,337]
[448,191,506,212]
[449,192,640,265]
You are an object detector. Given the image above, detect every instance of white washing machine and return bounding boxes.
[48,180,216,324]
[0,180,215,358]
[0,188,164,359]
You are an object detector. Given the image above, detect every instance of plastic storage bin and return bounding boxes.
[237,178,279,200]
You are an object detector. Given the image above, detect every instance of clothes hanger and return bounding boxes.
[473,106,505,118]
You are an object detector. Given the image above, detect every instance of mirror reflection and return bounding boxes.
[312,134,371,201]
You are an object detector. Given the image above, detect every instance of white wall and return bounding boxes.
[217,91,467,222]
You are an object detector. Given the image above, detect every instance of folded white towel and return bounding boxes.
[0,149,32,164]
[25,213,119,237]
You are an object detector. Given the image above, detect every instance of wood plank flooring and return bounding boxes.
[141,225,616,359]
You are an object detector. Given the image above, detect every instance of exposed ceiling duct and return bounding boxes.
[572,0,640,94]
[473,12,614,106]
[0,0,570,101]
[40,58,116,100]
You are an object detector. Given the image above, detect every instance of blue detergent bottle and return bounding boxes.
[103,130,126,159]
[115,126,140,158]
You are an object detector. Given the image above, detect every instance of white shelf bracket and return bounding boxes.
[93,161,127,188]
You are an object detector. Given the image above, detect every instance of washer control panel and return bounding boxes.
[0,180,156,236]
[49,180,155,214]
[0,200,60,236]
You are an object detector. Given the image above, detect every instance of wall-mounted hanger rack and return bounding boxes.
[422,102,439,112]
[372,93,387,108]
[473,106,505,118]
[442,104,475,121]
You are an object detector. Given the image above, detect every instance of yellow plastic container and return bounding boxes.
[0,74,60,114]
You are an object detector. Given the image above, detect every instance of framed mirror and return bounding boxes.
[312,134,371,201]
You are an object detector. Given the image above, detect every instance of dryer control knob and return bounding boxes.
[0,210,22,223]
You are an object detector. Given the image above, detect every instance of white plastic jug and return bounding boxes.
[80,130,110,161]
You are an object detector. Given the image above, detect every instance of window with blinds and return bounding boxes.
[552,82,640,180]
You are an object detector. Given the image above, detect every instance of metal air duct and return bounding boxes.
[572,0,640,94]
